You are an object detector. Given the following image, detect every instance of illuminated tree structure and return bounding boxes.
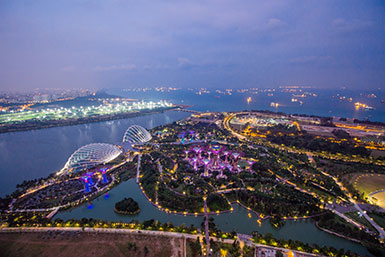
[217,163,227,179]
[247,160,255,172]
[184,150,190,160]
[232,152,241,172]
[177,130,195,144]
[100,167,108,183]
[81,172,95,193]
[185,144,245,178]
[202,159,210,177]
[193,147,202,158]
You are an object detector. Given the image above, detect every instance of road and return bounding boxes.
[354,202,385,239]
[306,152,385,239]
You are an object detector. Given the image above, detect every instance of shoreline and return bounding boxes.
[315,221,361,243]
[0,106,183,134]
[114,207,141,215]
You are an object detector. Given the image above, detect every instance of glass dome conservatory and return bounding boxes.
[122,125,152,145]
[59,143,122,175]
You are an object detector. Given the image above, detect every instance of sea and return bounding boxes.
[108,88,385,123]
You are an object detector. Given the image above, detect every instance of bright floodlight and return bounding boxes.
[59,143,122,175]
[122,125,152,144]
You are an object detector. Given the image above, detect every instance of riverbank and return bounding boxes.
[315,221,361,243]
[0,106,180,134]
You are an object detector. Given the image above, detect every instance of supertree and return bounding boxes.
[192,157,198,171]
[193,146,202,158]
[247,160,255,172]
[184,150,189,160]
[232,152,240,171]
[202,159,210,177]
[100,168,108,183]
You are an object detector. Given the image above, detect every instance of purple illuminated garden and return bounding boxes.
[138,116,324,229]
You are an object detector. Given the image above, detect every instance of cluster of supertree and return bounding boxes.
[177,130,196,144]
[183,144,254,178]
[80,167,109,193]
[81,172,95,193]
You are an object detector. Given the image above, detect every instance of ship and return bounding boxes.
[355,102,375,110]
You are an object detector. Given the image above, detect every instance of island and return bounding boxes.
[114,197,140,215]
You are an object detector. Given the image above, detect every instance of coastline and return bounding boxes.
[0,106,182,134]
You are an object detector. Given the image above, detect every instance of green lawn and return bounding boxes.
[369,213,385,231]
[354,174,385,196]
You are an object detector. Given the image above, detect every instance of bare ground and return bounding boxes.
[0,231,184,257]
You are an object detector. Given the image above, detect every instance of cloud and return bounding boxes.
[60,66,76,72]
[143,64,170,70]
[332,18,373,33]
[266,18,286,30]
[177,57,194,68]
[93,64,136,72]
[289,55,332,64]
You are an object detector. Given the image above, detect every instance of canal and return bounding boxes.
[56,179,373,256]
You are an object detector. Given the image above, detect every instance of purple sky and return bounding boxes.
[0,0,384,90]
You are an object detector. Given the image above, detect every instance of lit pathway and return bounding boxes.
[136,154,142,183]
[369,189,385,196]
[203,196,210,256]
[306,152,385,239]
[354,202,385,239]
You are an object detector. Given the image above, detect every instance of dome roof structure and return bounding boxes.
[59,143,122,175]
[122,125,152,145]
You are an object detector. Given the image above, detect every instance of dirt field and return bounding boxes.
[0,231,185,257]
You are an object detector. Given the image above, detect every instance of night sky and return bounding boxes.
[0,0,384,91]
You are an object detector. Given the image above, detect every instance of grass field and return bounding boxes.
[348,173,385,209]
[370,191,385,209]
[353,173,385,196]
[345,212,377,231]
[0,231,184,257]
[369,213,385,231]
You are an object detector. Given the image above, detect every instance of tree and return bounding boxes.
[276,251,284,257]
[144,246,149,256]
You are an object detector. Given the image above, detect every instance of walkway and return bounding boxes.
[306,152,385,239]
[136,154,142,183]
[203,196,210,256]
[369,189,385,197]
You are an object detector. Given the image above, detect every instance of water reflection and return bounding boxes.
[57,179,372,256]
[0,111,189,196]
